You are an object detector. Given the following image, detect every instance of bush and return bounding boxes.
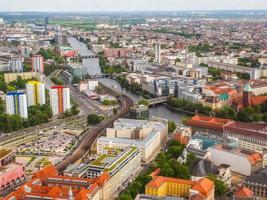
[87,114,104,125]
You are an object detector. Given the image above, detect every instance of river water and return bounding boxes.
[68,37,189,124]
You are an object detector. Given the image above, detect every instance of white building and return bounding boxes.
[9,57,23,72]
[49,86,70,115]
[208,144,263,176]
[31,55,44,73]
[6,92,28,119]
[26,81,45,107]
[97,118,168,163]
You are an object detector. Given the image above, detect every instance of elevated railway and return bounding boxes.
[56,91,133,172]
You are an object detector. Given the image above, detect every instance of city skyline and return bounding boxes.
[0,0,267,12]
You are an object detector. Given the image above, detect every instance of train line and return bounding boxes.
[56,94,133,172]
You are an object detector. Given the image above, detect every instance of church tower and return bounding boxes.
[243,83,252,107]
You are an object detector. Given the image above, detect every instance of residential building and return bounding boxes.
[26,81,46,106]
[97,118,168,163]
[208,144,263,176]
[49,86,70,115]
[244,167,267,199]
[0,149,25,192]
[31,55,44,73]
[5,91,28,118]
[9,57,23,72]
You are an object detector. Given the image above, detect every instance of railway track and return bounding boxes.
[56,94,133,172]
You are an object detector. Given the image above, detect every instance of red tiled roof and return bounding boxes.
[191,178,214,198]
[146,176,194,188]
[185,115,233,131]
[224,121,267,139]
[251,96,267,106]
[234,186,254,198]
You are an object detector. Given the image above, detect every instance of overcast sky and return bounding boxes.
[0,0,267,11]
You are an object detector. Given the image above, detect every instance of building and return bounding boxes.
[185,115,233,136]
[5,91,28,118]
[129,104,149,120]
[49,86,70,115]
[103,48,131,59]
[9,57,23,72]
[79,80,98,92]
[208,144,263,176]
[0,149,25,193]
[244,167,267,199]
[97,118,168,163]
[26,81,46,106]
[3,165,111,200]
[31,55,44,73]
[223,121,267,153]
[3,72,43,84]
[154,43,161,64]
[64,147,141,200]
[145,172,215,200]
[233,186,254,200]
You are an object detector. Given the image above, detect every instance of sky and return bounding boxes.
[0,0,267,12]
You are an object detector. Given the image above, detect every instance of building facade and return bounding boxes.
[97,118,168,163]
[49,86,71,115]
[31,55,44,73]
[9,57,23,72]
[5,91,28,118]
[26,81,46,107]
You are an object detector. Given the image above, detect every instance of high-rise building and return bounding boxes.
[9,57,23,72]
[26,81,46,107]
[6,92,28,118]
[49,86,70,115]
[44,16,49,35]
[31,55,44,73]
[154,43,161,64]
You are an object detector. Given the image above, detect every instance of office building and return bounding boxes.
[129,104,149,120]
[64,147,141,200]
[4,165,111,200]
[49,86,70,115]
[245,167,267,199]
[6,91,28,118]
[26,81,46,107]
[208,144,263,176]
[154,43,161,64]
[9,57,23,72]
[44,16,49,35]
[31,55,44,73]
[145,171,215,200]
[97,118,168,163]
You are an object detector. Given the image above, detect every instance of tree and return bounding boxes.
[186,152,197,168]
[236,110,251,122]
[138,99,149,106]
[215,106,236,119]
[207,174,227,198]
[72,76,81,85]
[87,114,104,125]
[113,108,118,115]
[168,120,176,133]
[263,113,267,122]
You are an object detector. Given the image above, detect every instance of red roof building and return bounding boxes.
[3,165,110,200]
[234,186,254,200]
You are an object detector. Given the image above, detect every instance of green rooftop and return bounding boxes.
[90,147,138,172]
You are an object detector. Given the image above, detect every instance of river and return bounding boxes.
[68,37,189,124]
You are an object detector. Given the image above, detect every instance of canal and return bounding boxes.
[68,37,189,124]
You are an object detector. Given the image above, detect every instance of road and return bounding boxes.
[56,94,133,172]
